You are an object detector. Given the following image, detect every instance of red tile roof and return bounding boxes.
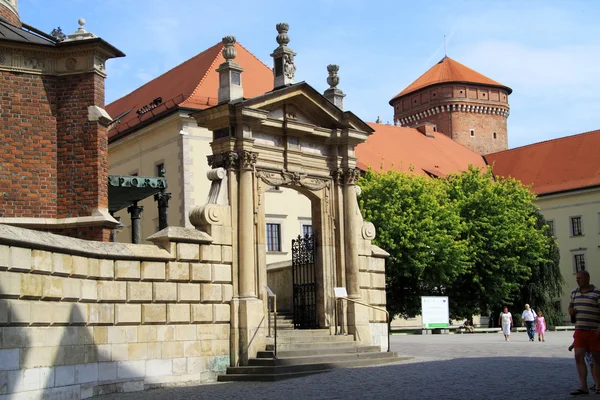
[485,129,600,195]
[106,41,274,140]
[356,123,486,176]
[390,57,512,102]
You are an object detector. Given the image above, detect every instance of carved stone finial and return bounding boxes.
[276,23,290,46]
[326,64,340,89]
[65,17,96,41]
[222,36,237,61]
[375,116,382,124]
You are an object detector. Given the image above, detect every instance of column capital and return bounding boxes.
[127,203,144,219]
[154,191,171,207]
[343,168,361,185]
[238,150,258,170]
[208,150,239,170]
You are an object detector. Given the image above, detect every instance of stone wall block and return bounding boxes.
[94,326,108,344]
[200,245,221,263]
[145,359,172,377]
[175,325,196,341]
[108,326,138,344]
[147,342,161,359]
[191,304,213,323]
[8,299,30,324]
[75,363,99,384]
[31,250,52,274]
[31,302,52,325]
[359,272,370,288]
[81,280,98,302]
[167,304,191,323]
[71,303,89,324]
[61,278,81,301]
[127,282,152,303]
[153,282,177,302]
[221,245,233,264]
[157,326,175,341]
[370,272,386,289]
[137,326,157,343]
[176,243,200,261]
[141,261,166,281]
[172,357,186,375]
[222,284,233,302]
[209,226,233,246]
[368,257,386,272]
[167,261,190,282]
[178,283,200,303]
[0,271,20,298]
[42,276,62,300]
[115,260,141,280]
[97,281,127,302]
[52,253,73,276]
[0,244,8,269]
[200,284,222,302]
[115,304,142,325]
[128,343,148,360]
[214,304,230,323]
[212,339,229,356]
[142,304,167,324]
[54,365,75,387]
[20,274,43,298]
[190,263,212,282]
[69,256,88,278]
[161,341,183,359]
[88,304,115,325]
[98,361,117,381]
[99,259,115,279]
[52,302,72,325]
[117,360,146,379]
[9,247,32,272]
[88,258,100,278]
[212,264,232,283]
[97,345,112,362]
[0,299,8,323]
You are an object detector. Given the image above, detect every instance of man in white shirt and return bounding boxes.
[521,304,537,342]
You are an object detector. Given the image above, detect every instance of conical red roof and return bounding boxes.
[390,57,511,103]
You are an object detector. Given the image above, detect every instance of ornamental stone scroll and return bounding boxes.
[256,170,330,191]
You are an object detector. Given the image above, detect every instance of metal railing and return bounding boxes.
[336,297,391,353]
[265,286,278,359]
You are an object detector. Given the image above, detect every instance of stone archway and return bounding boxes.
[191,82,389,366]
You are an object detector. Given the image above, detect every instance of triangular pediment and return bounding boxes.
[241,82,373,135]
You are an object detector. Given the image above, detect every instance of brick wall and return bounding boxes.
[0,4,20,27]
[0,72,58,218]
[451,111,508,155]
[0,224,233,398]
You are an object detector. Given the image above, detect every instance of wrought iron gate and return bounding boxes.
[291,234,317,329]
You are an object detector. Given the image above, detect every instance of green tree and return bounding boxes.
[358,169,469,318]
[508,209,563,326]
[441,166,551,318]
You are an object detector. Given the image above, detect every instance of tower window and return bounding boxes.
[493,132,497,139]
[470,129,475,137]
[433,126,437,132]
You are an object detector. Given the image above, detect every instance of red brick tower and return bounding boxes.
[390,57,511,155]
[0,4,124,241]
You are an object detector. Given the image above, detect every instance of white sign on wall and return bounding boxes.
[421,296,449,328]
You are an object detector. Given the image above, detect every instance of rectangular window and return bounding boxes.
[570,216,583,236]
[470,129,475,137]
[156,163,164,177]
[574,254,586,273]
[302,224,313,237]
[266,223,281,252]
[547,220,555,237]
[493,132,497,139]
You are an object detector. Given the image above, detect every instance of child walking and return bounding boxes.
[535,311,546,342]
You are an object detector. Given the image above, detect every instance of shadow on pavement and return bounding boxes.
[95,356,580,400]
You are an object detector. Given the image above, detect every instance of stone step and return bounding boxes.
[248,351,397,366]
[266,335,353,344]
[257,345,382,358]
[275,329,331,337]
[218,353,404,381]
[265,340,358,351]
[217,370,328,382]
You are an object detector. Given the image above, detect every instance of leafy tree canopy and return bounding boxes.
[358,165,562,321]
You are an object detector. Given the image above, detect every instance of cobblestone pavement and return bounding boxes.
[99,331,585,400]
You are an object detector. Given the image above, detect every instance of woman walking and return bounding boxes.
[498,306,514,341]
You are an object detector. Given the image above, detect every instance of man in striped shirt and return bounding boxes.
[569,271,600,396]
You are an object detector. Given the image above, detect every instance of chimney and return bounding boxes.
[415,122,437,137]
[324,64,346,110]
[270,23,296,89]
[216,36,244,104]
[0,0,20,27]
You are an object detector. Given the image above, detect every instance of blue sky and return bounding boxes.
[19,0,600,149]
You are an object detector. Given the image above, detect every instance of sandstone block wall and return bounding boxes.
[0,224,232,399]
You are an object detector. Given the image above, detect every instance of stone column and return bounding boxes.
[238,150,257,298]
[343,168,361,298]
[154,191,171,231]
[127,202,144,244]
